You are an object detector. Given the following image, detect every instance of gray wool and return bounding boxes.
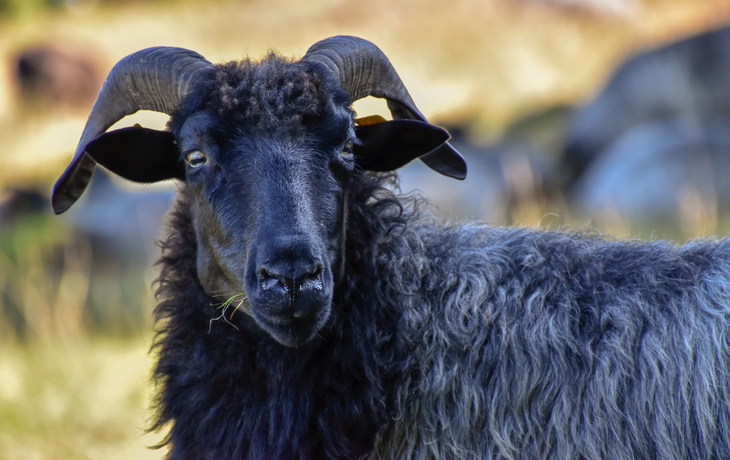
[370,222,730,459]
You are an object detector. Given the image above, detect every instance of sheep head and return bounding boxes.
[51,36,465,347]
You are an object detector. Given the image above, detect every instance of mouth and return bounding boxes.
[242,253,335,347]
[251,299,331,347]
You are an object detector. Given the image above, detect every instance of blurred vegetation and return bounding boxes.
[0,0,55,17]
[0,0,169,18]
[2,0,730,458]
[0,213,154,341]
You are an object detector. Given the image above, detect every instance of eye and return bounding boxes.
[340,141,354,158]
[186,150,207,168]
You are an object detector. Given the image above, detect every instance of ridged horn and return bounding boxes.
[52,47,215,214]
[302,35,466,180]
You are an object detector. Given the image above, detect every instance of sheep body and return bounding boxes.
[153,173,730,459]
[52,39,730,460]
[380,222,730,459]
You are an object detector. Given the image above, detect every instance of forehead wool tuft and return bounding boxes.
[207,54,332,134]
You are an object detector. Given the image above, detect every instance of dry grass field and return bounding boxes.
[1,0,729,185]
[0,338,164,460]
[2,0,730,458]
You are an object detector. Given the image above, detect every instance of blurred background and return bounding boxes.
[2,0,730,458]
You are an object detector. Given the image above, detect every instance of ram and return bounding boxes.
[52,36,730,459]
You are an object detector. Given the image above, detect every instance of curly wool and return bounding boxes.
[375,226,730,459]
[150,172,428,459]
[169,54,344,138]
[151,169,730,459]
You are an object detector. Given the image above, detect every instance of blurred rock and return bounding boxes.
[570,116,730,220]
[565,25,730,182]
[63,170,174,263]
[564,24,730,226]
[398,115,564,224]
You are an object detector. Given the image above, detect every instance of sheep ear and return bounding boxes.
[353,119,450,172]
[83,125,184,183]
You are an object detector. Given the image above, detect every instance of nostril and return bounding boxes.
[259,268,289,292]
[297,266,323,292]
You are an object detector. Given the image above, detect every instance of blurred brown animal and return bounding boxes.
[13,44,102,110]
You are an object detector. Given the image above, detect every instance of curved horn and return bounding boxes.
[302,35,466,180]
[52,47,215,214]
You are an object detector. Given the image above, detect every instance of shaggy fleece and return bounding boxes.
[151,171,730,459]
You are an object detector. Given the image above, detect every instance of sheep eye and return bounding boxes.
[340,141,354,158]
[186,150,207,168]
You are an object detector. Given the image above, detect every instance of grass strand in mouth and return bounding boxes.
[208,293,247,332]
[216,292,247,310]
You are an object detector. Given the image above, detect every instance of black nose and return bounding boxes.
[259,262,323,294]
[243,234,333,345]
[256,236,325,306]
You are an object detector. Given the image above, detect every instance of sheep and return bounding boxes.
[51,35,730,459]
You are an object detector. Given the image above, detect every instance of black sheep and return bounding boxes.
[52,36,730,459]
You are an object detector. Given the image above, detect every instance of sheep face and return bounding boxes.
[77,57,450,347]
[180,108,354,348]
[171,60,355,347]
